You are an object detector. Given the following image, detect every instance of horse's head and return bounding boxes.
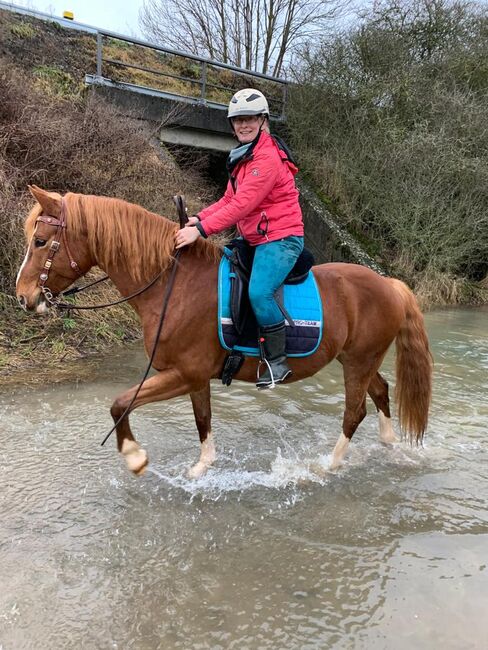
[16,186,93,314]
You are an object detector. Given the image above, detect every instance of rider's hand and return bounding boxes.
[175,225,201,249]
[187,216,200,226]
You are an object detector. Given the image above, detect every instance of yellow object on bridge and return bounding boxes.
[63,11,74,20]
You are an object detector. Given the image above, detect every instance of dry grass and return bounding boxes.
[0,7,284,110]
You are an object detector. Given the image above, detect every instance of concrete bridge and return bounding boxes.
[83,27,287,152]
[85,77,238,152]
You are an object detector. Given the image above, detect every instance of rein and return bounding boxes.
[100,195,189,447]
[56,272,164,310]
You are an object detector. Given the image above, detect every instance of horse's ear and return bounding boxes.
[28,185,62,216]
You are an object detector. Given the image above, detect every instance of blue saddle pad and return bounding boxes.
[218,252,323,357]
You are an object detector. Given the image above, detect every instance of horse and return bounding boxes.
[16,186,433,479]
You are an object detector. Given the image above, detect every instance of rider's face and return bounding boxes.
[231,115,264,143]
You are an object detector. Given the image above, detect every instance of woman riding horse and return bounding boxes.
[175,88,304,389]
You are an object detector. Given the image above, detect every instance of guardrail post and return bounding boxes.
[281,82,288,120]
[200,61,207,104]
[96,32,103,77]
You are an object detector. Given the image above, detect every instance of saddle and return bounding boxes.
[226,238,315,336]
[221,239,316,385]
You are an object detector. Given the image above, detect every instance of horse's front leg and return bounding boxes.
[110,368,189,475]
[187,382,215,479]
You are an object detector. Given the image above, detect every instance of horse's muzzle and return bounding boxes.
[17,291,50,314]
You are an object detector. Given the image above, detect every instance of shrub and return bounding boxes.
[288,0,488,295]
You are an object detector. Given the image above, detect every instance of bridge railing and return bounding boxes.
[0,1,289,119]
[93,31,288,119]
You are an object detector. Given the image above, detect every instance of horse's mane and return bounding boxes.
[26,193,222,282]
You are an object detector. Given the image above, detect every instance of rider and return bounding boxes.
[175,88,304,388]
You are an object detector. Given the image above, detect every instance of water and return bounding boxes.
[1,308,487,649]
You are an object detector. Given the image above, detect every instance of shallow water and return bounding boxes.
[1,308,487,649]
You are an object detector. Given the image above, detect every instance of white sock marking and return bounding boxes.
[378,412,398,444]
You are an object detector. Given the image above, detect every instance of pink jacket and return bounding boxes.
[197,131,304,246]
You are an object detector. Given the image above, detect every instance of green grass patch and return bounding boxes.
[9,22,36,39]
[33,64,80,98]
[62,317,77,331]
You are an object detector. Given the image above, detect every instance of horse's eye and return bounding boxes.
[34,238,47,248]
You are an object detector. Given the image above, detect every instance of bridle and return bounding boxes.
[36,198,83,306]
[34,197,164,310]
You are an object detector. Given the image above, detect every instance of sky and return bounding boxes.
[7,0,146,37]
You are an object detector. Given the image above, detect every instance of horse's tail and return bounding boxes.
[390,279,433,444]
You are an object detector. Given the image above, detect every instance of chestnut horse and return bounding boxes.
[16,187,432,479]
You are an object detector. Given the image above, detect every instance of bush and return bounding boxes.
[288,0,488,295]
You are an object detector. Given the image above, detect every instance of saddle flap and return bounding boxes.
[230,267,255,335]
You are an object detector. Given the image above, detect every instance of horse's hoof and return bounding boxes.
[380,439,398,448]
[379,414,399,445]
[123,447,148,475]
[187,461,209,480]
[132,457,149,476]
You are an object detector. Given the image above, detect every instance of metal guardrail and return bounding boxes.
[0,0,289,119]
[93,32,288,119]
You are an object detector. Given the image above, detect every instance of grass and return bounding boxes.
[33,64,82,97]
[1,6,282,106]
[9,22,36,39]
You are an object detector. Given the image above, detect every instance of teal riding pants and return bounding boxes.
[248,235,304,327]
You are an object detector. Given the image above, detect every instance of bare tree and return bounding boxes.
[139,0,346,76]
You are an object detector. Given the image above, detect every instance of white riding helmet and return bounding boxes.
[228,88,269,119]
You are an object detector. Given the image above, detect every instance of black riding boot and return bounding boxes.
[256,322,292,389]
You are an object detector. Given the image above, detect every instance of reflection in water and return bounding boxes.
[0,308,487,649]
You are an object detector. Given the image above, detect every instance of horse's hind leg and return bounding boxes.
[368,372,398,444]
[110,368,189,475]
[329,358,380,471]
[187,382,215,479]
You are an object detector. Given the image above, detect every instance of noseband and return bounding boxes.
[36,198,82,305]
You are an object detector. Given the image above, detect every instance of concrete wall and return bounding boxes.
[299,182,385,274]
[87,81,232,133]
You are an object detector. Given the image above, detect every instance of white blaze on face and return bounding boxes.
[16,233,35,290]
[16,247,31,288]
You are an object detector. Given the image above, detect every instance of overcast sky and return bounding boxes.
[6,0,145,37]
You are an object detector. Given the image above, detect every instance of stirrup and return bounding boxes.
[256,358,291,390]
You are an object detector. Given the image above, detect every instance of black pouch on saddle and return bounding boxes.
[220,238,315,385]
